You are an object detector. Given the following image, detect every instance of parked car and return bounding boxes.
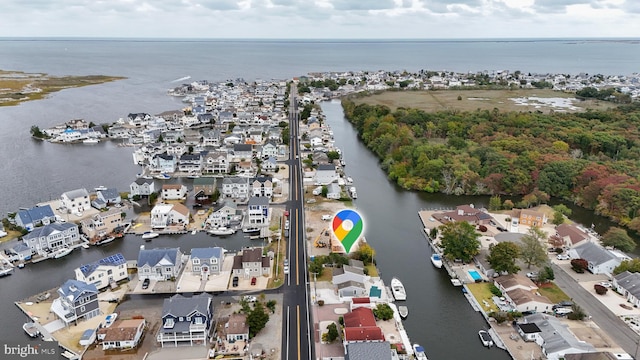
[496,226,507,232]
[557,254,571,260]
[552,301,574,310]
[243,295,257,302]
[321,214,332,221]
[141,278,150,290]
[251,277,257,286]
[284,265,289,274]
[285,220,290,230]
[526,272,539,279]
[232,276,239,287]
[598,281,612,288]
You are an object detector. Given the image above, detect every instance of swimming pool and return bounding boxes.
[468,269,482,281]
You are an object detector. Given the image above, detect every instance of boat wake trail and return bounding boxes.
[171,76,191,83]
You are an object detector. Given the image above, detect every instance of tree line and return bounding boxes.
[341,98,640,230]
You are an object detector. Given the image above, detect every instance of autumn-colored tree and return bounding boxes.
[601,227,636,252]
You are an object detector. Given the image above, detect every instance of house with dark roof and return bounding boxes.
[432,204,494,225]
[232,247,271,279]
[345,341,394,360]
[568,242,625,276]
[613,271,640,307]
[178,153,202,173]
[137,247,183,281]
[251,176,273,198]
[193,177,217,198]
[151,153,177,174]
[190,247,224,279]
[232,143,253,161]
[75,253,128,290]
[130,178,155,197]
[96,188,121,205]
[524,313,596,359]
[15,204,56,231]
[50,279,100,326]
[61,188,90,212]
[157,293,213,347]
[222,177,249,200]
[517,322,542,342]
[99,318,146,350]
[247,196,270,226]
[22,222,80,256]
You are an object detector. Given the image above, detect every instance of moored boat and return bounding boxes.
[0,266,14,277]
[95,236,115,246]
[242,227,260,233]
[208,227,235,236]
[390,277,407,301]
[430,253,443,269]
[52,247,72,259]
[83,138,99,144]
[479,330,494,348]
[142,231,159,240]
[398,305,408,319]
[154,173,171,180]
[94,185,108,191]
[23,322,40,338]
[413,344,428,360]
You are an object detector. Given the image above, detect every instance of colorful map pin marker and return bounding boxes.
[331,209,364,253]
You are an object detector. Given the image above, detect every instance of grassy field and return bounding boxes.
[538,282,571,303]
[0,69,125,107]
[466,282,500,313]
[352,89,614,113]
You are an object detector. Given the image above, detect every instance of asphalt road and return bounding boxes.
[281,83,314,360]
[551,263,640,356]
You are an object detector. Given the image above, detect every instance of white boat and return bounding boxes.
[191,230,197,235]
[103,313,118,328]
[430,253,443,269]
[142,231,159,240]
[413,344,428,360]
[83,138,99,144]
[186,172,201,179]
[23,322,40,338]
[208,227,235,236]
[95,236,115,246]
[81,243,90,249]
[52,247,72,259]
[242,227,260,233]
[154,173,171,180]
[0,266,14,277]
[398,306,408,319]
[94,185,107,191]
[478,330,494,348]
[346,176,354,184]
[390,277,407,301]
[141,175,153,180]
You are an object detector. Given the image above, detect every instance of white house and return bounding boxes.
[130,178,156,197]
[61,188,91,213]
[224,313,249,342]
[332,265,367,286]
[261,141,278,158]
[96,188,121,205]
[568,242,624,276]
[202,151,230,174]
[247,196,269,226]
[524,313,596,360]
[157,293,213,347]
[161,184,188,200]
[504,288,553,313]
[150,203,189,229]
[262,156,278,172]
[22,222,80,256]
[613,271,640,307]
[222,177,249,200]
[251,177,273,198]
[206,201,238,228]
[75,253,128,290]
[99,319,146,350]
[326,183,341,199]
[151,153,177,174]
[314,164,338,185]
[137,247,183,281]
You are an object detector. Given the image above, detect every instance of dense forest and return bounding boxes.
[341,99,640,230]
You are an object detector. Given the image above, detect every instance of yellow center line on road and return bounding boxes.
[297,305,301,360]
[296,210,300,286]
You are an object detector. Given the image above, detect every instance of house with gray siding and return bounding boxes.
[137,247,184,281]
[157,293,213,347]
[190,247,224,279]
[130,178,155,197]
[50,279,100,326]
[22,222,80,256]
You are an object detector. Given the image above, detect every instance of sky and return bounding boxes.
[1,0,639,39]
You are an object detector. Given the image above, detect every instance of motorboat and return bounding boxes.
[141,175,154,180]
[52,247,73,259]
[94,185,108,191]
[390,277,407,301]
[413,344,428,360]
[398,306,408,319]
[186,173,201,179]
[36,292,51,302]
[23,322,40,338]
[103,313,118,328]
[478,330,494,348]
[81,243,90,249]
[83,138,99,144]
[0,266,13,277]
[154,173,171,180]
[242,227,260,233]
[208,227,235,236]
[191,230,197,235]
[142,231,159,240]
[430,253,443,269]
[95,236,115,246]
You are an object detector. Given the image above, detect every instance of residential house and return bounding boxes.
[504,288,553,313]
[553,224,590,248]
[613,271,640,307]
[345,341,394,360]
[22,222,80,256]
[50,279,100,326]
[568,242,624,276]
[247,196,270,226]
[75,253,128,290]
[314,164,338,185]
[157,293,213,347]
[332,265,367,286]
[202,129,221,147]
[516,323,542,342]
[150,203,190,229]
[178,153,202,173]
[7,243,33,262]
[221,177,249,200]
[338,281,368,298]
[99,318,146,350]
[137,247,183,281]
[524,313,596,359]
[202,151,230,174]
[15,204,56,231]
[327,183,341,199]
[161,184,188,200]
[515,209,547,227]
[151,153,177,174]
[96,188,121,205]
[232,143,253,162]
[193,177,217,198]
[61,188,91,213]
[130,178,156,197]
[261,141,278,158]
[343,307,385,349]
[251,177,273,198]
[79,208,125,241]
[232,247,271,279]
[431,204,494,225]
[237,160,255,176]
[224,313,249,342]
[494,274,539,293]
[206,201,238,228]
[564,353,624,360]
[127,113,151,127]
[190,247,224,279]
[262,156,278,172]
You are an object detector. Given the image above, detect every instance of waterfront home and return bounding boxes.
[165,143,187,157]
[50,279,100,326]
[161,184,188,200]
[552,224,591,248]
[98,318,146,350]
[504,288,553,313]
[7,243,33,262]
[193,177,217,199]
[150,203,189,229]
[157,293,213,347]
[232,143,253,162]
[206,201,238,228]
[568,242,625,276]
[58,128,83,142]
[345,341,395,360]
[514,208,548,227]
[130,178,155,197]
[332,265,367,286]
[223,313,249,342]
[15,204,56,231]
[231,247,271,279]
[516,323,542,342]
[342,307,385,351]
[202,129,222,147]
[22,222,80,256]
[432,204,494,226]
[221,177,250,200]
[261,141,278,158]
[190,247,224,279]
[178,153,202,173]
[327,183,341,199]
[151,153,177,174]
[313,164,338,185]
[202,151,230,174]
[494,274,539,293]
[75,253,128,290]
[96,188,121,205]
[223,134,242,145]
[137,247,183,281]
[61,188,91,213]
[127,113,151,127]
[524,313,596,359]
[613,271,640,307]
[251,177,273,198]
[338,281,368,298]
[80,208,125,241]
[247,196,269,226]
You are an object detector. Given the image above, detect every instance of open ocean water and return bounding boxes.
[0,38,638,358]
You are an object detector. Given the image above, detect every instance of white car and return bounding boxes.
[242,295,257,303]
[526,272,538,279]
[321,214,332,221]
[557,254,570,260]
[285,220,290,230]
[284,265,289,274]
[598,281,612,288]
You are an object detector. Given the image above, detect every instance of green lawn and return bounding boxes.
[466,282,499,312]
[317,267,333,282]
[538,283,571,303]
[366,264,379,277]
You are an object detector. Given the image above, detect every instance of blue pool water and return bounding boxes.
[468,270,482,281]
